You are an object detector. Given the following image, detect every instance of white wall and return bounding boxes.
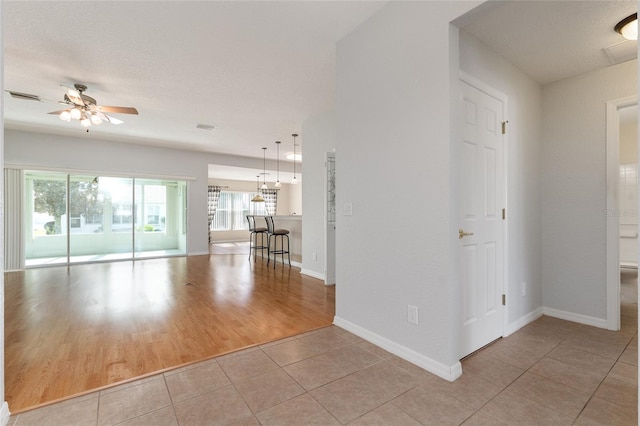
[335,1,479,377]
[301,111,335,278]
[459,31,543,331]
[5,129,213,255]
[288,182,302,216]
[541,59,638,321]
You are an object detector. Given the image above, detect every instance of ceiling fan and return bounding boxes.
[7,83,139,130]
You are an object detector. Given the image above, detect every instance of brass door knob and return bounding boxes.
[459,229,474,239]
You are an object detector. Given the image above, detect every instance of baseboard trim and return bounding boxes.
[300,269,326,281]
[542,307,607,329]
[268,258,301,269]
[0,401,10,426]
[333,316,462,382]
[188,251,210,256]
[504,307,543,337]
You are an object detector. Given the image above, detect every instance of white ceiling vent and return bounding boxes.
[603,40,638,65]
[196,124,215,131]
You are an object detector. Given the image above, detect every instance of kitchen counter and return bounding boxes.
[272,216,301,264]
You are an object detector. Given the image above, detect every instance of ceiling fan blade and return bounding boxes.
[60,84,85,106]
[47,109,69,115]
[6,90,41,101]
[103,114,124,125]
[97,105,139,115]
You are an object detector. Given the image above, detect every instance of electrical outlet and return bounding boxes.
[521,281,527,297]
[343,203,353,216]
[313,252,318,261]
[407,305,419,325]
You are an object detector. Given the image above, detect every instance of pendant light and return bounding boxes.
[291,133,299,185]
[261,147,268,190]
[251,175,264,202]
[274,141,282,188]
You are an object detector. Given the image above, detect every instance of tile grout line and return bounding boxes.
[161,373,181,425]
[95,390,100,426]
[461,324,591,424]
[267,358,343,426]
[569,328,639,421]
[256,335,351,421]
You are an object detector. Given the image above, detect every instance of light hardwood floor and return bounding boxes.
[5,252,335,413]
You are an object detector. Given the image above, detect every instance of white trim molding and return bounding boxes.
[333,316,462,382]
[504,307,543,337]
[4,163,196,181]
[0,402,10,426]
[300,268,325,281]
[542,307,607,329]
[605,95,638,331]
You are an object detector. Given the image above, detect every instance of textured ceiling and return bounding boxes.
[3,1,386,163]
[460,1,637,85]
[4,1,637,180]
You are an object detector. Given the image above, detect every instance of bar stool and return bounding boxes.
[246,215,267,262]
[265,216,290,268]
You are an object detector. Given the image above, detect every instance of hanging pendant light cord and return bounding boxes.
[261,147,268,189]
[275,141,281,187]
[291,133,298,184]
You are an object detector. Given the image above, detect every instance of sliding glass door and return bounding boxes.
[24,171,187,267]
[68,176,134,262]
[134,179,187,258]
[25,171,68,265]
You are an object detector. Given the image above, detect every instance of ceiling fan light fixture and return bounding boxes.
[59,110,71,122]
[70,108,82,120]
[90,114,102,125]
[80,116,91,127]
[615,13,638,40]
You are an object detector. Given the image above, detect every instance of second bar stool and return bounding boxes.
[265,216,291,268]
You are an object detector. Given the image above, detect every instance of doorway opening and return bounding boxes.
[606,97,638,330]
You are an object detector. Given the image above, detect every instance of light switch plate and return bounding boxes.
[343,203,353,216]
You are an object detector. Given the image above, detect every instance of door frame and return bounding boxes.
[605,95,638,331]
[458,70,509,355]
[324,151,336,285]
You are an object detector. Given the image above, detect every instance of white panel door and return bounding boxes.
[459,79,505,358]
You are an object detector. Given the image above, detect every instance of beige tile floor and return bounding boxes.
[8,314,637,426]
[8,271,638,425]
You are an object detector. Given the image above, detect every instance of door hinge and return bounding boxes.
[502,208,506,220]
[502,294,506,305]
[501,121,508,135]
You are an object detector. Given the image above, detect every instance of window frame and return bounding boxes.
[212,191,265,231]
